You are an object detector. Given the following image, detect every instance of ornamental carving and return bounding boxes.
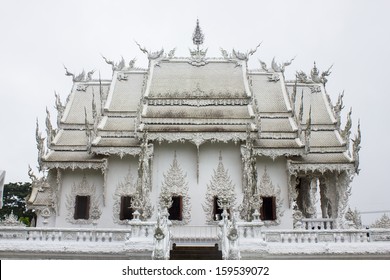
[257,167,284,227]
[295,62,333,86]
[149,88,244,99]
[117,72,128,81]
[259,57,295,73]
[158,152,191,225]
[287,161,355,176]
[113,168,137,225]
[147,132,245,145]
[189,20,208,67]
[232,43,261,61]
[41,159,108,172]
[335,170,354,229]
[76,84,88,91]
[134,132,154,220]
[147,98,248,107]
[66,175,101,224]
[239,133,258,222]
[0,211,26,227]
[203,153,236,223]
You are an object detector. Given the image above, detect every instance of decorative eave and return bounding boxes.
[287,161,355,175]
[145,97,250,105]
[96,131,136,138]
[253,147,305,160]
[41,160,107,171]
[90,147,141,157]
[41,151,108,171]
[49,145,87,151]
[142,118,254,126]
[260,132,299,139]
[309,146,347,153]
[145,132,248,146]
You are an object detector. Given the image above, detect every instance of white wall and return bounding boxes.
[56,169,104,228]
[256,157,293,229]
[53,149,293,229]
[152,142,243,225]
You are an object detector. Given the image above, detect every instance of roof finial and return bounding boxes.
[192,19,204,51]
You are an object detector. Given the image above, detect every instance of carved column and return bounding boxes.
[134,132,154,220]
[319,176,332,218]
[288,173,303,228]
[296,176,315,218]
[309,177,324,219]
[239,144,257,221]
[335,170,353,229]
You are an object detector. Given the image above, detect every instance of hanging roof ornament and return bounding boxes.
[192,19,204,50]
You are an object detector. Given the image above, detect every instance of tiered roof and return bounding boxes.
[37,22,359,177]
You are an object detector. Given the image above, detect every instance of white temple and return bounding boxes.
[2,21,388,260]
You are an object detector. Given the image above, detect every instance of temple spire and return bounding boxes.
[192,19,204,51]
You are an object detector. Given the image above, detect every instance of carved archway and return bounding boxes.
[113,168,137,225]
[203,153,236,223]
[66,175,101,224]
[159,152,191,225]
[257,167,284,226]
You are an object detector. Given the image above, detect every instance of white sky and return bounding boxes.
[0,0,389,224]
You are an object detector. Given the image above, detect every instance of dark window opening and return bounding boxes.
[120,196,134,220]
[260,196,276,221]
[74,195,90,220]
[213,196,226,221]
[168,196,182,221]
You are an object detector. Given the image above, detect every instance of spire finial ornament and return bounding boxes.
[192,19,204,51]
[189,19,207,67]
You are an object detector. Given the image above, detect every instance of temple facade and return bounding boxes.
[2,22,376,260]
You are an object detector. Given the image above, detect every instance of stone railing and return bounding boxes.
[1,225,389,249]
[171,225,219,244]
[301,218,335,230]
[0,222,156,243]
[238,226,390,244]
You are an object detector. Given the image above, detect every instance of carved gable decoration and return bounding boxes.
[258,167,284,226]
[113,168,137,225]
[66,175,101,224]
[159,152,191,225]
[203,153,236,223]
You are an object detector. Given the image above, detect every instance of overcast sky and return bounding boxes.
[0,0,389,224]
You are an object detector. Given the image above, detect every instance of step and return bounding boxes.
[170,244,222,260]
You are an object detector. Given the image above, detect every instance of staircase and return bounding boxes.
[170,243,222,260]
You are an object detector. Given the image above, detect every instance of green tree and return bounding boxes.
[0,182,35,226]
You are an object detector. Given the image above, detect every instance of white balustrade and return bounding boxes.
[301,218,335,230]
[0,222,156,244]
[0,225,389,248]
[171,225,219,243]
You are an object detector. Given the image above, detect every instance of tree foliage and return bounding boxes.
[0,182,35,226]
